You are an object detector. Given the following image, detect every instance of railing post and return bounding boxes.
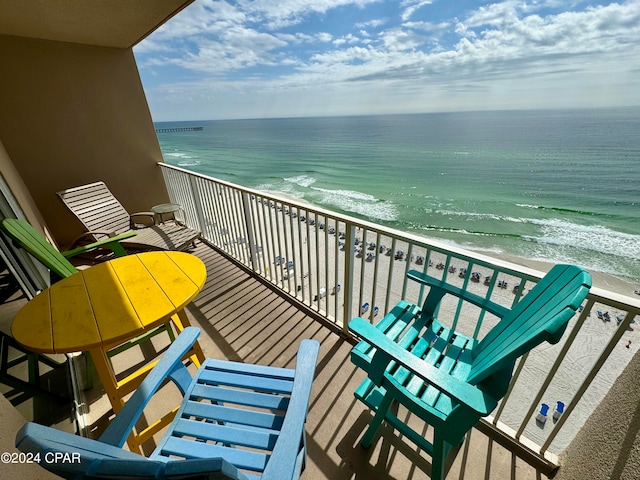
[241,191,258,273]
[342,220,356,335]
[187,175,207,236]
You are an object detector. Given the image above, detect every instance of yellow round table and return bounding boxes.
[12,251,206,451]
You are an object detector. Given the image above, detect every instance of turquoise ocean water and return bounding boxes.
[155,108,640,282]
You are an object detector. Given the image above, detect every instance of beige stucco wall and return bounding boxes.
[556,351,640,480]
[0,34,168,248]
[0,141,47,232]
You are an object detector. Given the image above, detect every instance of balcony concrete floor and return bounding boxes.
[2,241,553,479]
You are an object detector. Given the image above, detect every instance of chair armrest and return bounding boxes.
[262,339,320,480]
[98,327,200,447]
[17,423,251,479]
[407,269,510,319]
[349,317,497,415]
[62,232,136,258]
[87,457,250,480]
[16,422,145,478]
[69,230,119,249]
[129,212,155,228]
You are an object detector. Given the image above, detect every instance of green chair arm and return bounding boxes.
[69,230,121,248]
[349,317,498,416]
[62,232,136,259]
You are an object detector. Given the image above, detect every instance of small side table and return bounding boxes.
[151,203,183,224]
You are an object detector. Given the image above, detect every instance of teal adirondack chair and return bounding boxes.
[16,327,320,480]
[0,218,174,387]
[349,264,591,480]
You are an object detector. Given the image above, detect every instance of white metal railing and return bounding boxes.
[159,162,640,465]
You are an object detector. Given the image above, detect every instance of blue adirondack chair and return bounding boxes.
[16,327,320,480]
[349,264,591,480]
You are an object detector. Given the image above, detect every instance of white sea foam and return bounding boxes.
[284,175,316,188]
[163,151,202,167]
[458,244,505,255]
[311,187,398,221]
[526,219,640,259]
[437,209,528,224]
[254,182,304,199]
[438,212,640,260]
[313,188,377,203]
[164,152,194,159]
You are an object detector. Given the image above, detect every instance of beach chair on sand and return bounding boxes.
[0,218,174,388]
[16,327,320,480]
[537,403,550,423]
[349,264,591,480]
[57,181,200,252]
[553,401,565,420]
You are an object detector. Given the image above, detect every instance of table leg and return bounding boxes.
[88,347,124,413]
[89,347,146,454]
[171,310,205,368]
[89,311,204,455]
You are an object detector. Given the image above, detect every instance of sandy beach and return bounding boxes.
[243,195,639,455]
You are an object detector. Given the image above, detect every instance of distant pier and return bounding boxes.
[155,126,203,133]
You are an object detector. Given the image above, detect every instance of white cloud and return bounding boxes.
[400,0,434,22]
[333,33,362,46]
[235,0,382,29]
[171,28,289,74]
[453,1,640,64]
[355,18,388,29]
[136,0,640,120]
[316,32,334,42]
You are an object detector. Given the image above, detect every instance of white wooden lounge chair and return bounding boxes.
[57,182,200,252]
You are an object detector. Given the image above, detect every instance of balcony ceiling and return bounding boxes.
[0,0,194,48]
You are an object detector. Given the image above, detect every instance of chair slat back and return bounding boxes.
[1,218,78,279]
[467,264,591,385]
[57,182,131,235]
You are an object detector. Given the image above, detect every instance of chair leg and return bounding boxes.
[361,390,394,449]
[27,352,40,387]
[0,333,69,405]
[83,352,95,390]
[430,430,449,480]
[166,322,176,342]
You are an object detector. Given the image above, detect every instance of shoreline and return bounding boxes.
[476,251,639,298]
[265,189,639,299]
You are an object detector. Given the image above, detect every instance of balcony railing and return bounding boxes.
[159,162,640,468]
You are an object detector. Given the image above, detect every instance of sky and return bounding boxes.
[134,0,640,121]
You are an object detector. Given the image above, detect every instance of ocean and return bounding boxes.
[155,107,640,282]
